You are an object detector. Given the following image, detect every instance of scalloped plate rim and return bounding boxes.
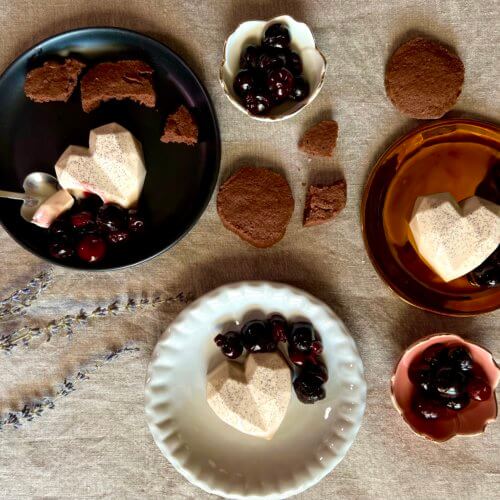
[145,281,366,499]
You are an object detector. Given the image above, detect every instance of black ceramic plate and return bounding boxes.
[0,27,220,270]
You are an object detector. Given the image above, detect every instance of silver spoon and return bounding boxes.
[0,172,59,222]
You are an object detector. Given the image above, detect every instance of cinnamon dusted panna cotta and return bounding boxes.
[55,123,146,208]
[409,193,500,282]
[207,352,291,440]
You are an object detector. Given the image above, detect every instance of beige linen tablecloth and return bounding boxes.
[0,0,498,498]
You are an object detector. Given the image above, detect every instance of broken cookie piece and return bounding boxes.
[161,105,198,145]
[299,120,338,157]
[303,179,346,227]
[24,58,86,103]
[80,60,156,113]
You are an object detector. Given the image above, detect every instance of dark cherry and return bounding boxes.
[77,235,107,263]
[108,230,130,245]
[70,211,94,230]
[289,77,310,101]
[240,45,261,70]
[288,346,324,366]
[293,372,326,404]
[49,239,74,260]
[467,376,492,401]
[303,360,328,383]
[421,343,447,366]
[258,49,287,72]
[241,319,276,353]
[214,331,243,359]
[263,23,291,49]
[50,216,70,237]
[444,393,470,411]
[96,204,126,232]
[286,51,302,75]
[128,210,145,233]
[233,69,260,97]
[413,395,449,420]
[475,161,499,204]
[288,348,308,366]
[267,67,294,100]
[408,360,433,391]
[243,92,272,115]
[289,322,315,352]
[467,246,499,288]
[76,194,102,212]
[435,367,467,398]
[311,340,323,355]
[448,345,473,372]
[269,314,288,343]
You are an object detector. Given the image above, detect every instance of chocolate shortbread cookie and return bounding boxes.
[385,37,464,119]
[299,120,338,157]
[80,60,156,113]
[217,167,294,248]
[161,105,198,145]
[24,58,86,103]
[303,179,346,227]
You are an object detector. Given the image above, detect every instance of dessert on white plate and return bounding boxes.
[55,122,146,208]
[207,352,291,440]
[145,282,366,500]
[409,192,500,282]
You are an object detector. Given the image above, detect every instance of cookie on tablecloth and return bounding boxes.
[385,37,464,119]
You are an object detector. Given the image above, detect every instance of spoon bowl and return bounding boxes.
[0,172,59,222]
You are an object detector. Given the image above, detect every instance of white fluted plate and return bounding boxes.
[145,281,366,499]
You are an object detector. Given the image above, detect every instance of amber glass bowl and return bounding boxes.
[362,119,500,316]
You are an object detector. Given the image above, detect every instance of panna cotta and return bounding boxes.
[207,352,291,440]
[409,193,500,282]
[55,123,146,209]
[31,189,74,228]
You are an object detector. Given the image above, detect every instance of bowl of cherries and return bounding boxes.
[220,15,326,120]
[391,333,500,442]
[214,314,328,404]
[45,194,148,270]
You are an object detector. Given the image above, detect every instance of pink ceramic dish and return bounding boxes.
[391,334,500,442]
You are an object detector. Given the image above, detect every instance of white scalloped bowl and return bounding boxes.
[145,282,366,499]
[220,15,327,121]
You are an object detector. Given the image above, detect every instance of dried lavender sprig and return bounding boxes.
[0,269,53,321]
[0,292,193,353]
[0,344,139,430]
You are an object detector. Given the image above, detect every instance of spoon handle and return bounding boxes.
[0,190,28,201]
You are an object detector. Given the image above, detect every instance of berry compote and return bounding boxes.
[213,314,327,404]
[408,342,492,420]
[233,23,310,116]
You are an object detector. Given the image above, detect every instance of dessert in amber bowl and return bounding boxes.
[391,334,499,442]
[362,119,499,316]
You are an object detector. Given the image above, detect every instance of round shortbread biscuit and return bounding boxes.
[217,167,294,248]
[385,37,464,119]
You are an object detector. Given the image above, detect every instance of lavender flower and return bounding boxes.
[0,344,139,430]
[0,269,53,321]
[0,292,193,353]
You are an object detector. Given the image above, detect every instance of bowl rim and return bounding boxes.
[219,14,327,122]
[0,26,221,272]
[390,332,500,442]
[360,117,500,316]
